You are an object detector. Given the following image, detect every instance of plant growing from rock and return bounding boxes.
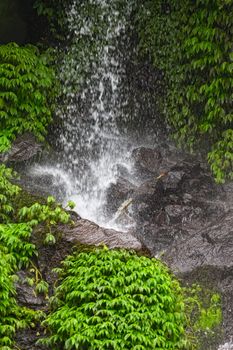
[0,223,40,349]
[0,163,74,348]
[0,42,55,151]
[184,284,222,348]
[0,164,20,223]
[19,196,71,245]
[39,248,190,349]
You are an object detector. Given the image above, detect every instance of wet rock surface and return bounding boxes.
[0,133,42,163]
[35,218,143,285]
[105,177,136,215]
[132,146,162,178]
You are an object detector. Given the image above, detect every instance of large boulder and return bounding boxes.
[105,177,136,215]
[132,147,162,179]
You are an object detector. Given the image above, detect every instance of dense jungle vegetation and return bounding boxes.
[0,0,230,348]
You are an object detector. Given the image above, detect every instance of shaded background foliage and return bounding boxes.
[0,43,55,152]
[136,0,233,182]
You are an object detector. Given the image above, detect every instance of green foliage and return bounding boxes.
[67,200,76,210]
[0,247,20,349]
[184,284,222,347]
[0,164,20,223]
[0,223,38,349]
[196,293,221,331]
[19,196,70,245]
[0,223,35,268]
[40,248,189,349]
[136,0,233,182]
[0,42,55,151]
[0,169,72,348]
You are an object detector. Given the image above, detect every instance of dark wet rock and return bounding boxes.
[105,177,136,215]
[15,267,49,349]
[114,163,131,179]
[165,204,195,224]
[16,271,46,309]
[16,168,69,201]
[0,133,42,163]
[132,147,162,178]
[163,210,233,339]
[162,170,185,192]
[164,210,233,273]
[134,224,186,254]
[132,179,164,222]
[16,327,45,350]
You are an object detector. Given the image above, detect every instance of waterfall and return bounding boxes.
[59,0,135,227]
[29,0,163,229]
[31,0,137,229]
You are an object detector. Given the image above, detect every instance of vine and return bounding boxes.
[0,163,74,348]
[0,223,42,349]
[136,0,233,182]
[0,164,20,223]
[18,196,73,245]
[0,42,56,152]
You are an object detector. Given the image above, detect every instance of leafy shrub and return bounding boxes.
[0,223,35,268]
[0,42,55,151]
[0,165,73,348]
[40,248,189,349]
[136,0,233,182]
[19,196,71,245]
[0,247,21,349]
[0,164,20,223]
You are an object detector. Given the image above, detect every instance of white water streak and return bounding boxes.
[32,1,135,229]
[218,338,233,350]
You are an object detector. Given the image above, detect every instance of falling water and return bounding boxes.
[31,0,138,228]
